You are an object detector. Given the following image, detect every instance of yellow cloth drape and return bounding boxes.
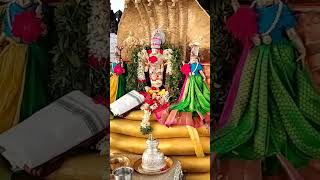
[123,110,157,121]
[110,74,119,103]
[0,42,27,133]
[110,119,209,138]
[185,173,210,180]
[186,126,205,158]
[110,133,210,155]
[111,112,209,157]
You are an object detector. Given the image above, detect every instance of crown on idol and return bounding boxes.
[151,28,165,49]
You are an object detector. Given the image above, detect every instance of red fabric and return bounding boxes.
[162,110,209,128]
[139,91,153,105]
[139,91,148,97]
[154,103,169,116]
[114,64,125,75]
[220,7,258,127]
[12,11,45,44]
[181,64,191,76]
[226,7,258,46]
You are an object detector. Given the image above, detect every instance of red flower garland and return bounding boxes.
[12,11,45,44]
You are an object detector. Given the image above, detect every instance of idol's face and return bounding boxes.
[190,56,198,64]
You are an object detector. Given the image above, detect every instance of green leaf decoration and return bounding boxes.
[49,0,90,99]
[140,126,153,135]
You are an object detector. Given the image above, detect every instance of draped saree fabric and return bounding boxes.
[20,43,49,121]
[171,75,210,115]
[213,3,320,174]
[0,42,27,133]
[0,2,48,132]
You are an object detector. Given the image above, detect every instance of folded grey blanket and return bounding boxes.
[0,91,107,171]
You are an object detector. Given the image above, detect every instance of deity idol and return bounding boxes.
[137,28,167,89]
[164,44,210,128]
[137,29,172,134]
[213,0,320,175]
[110,46,126,103]
[0,0,48,132]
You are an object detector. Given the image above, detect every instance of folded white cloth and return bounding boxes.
[0,91,107,170]
[110,90,145,116]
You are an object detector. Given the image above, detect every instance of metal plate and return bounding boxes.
[133,156,173,175]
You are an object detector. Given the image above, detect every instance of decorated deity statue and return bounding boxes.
[213,0,320,176]
[138,28,171,89]
[110,46,126,103]
[137,28,174,135]
[0,0,48,132]
[163,43,210,128]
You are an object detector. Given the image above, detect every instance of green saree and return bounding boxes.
[170,75,210,115]
[20,43,48,121]
[213,41,320,173]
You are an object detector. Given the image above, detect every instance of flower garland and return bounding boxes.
[164,47,182,103]
[87,0,108,60]
[137,49,147,82]
[140,87,170,135]
[126,45,182,134]
[87,0,108,106]
[126,47,147,92]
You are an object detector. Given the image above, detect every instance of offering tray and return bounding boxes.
[133,156,173,175]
